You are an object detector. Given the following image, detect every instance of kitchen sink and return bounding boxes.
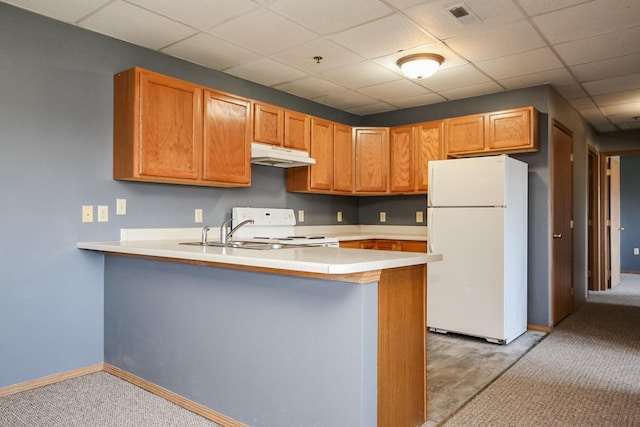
[180,241,295,250]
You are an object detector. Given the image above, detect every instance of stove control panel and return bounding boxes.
[232,207,296,227]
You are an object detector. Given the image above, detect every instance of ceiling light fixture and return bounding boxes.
[396,53,444,79]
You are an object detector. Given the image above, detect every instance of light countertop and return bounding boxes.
[77,239,441,275]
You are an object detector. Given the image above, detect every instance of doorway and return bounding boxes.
[551,121,574,325]
[595,150,640,290]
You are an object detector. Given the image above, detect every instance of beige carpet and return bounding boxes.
[0,371,222,427]
[443,274,640,426]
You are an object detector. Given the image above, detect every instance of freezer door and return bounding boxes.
[428,155,507,207]
[427,207,509,341]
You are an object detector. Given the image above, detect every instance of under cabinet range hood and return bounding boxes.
[250,143,316,168]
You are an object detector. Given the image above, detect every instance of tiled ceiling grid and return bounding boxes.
[4,0,640,133]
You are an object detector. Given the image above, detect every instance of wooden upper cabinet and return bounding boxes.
[203,90,251,185]
[114,67,203,182]
[445,113,485,156]
[253,102,283,146]
[113,67,250,187]
[333,123,354,192]
[389,126,415,193]
[414,120,444,192]
[445,107,538,157]
[355,128,389,193]
[309,118,334,190]
[487,107,538,153]
[284,110,311,151]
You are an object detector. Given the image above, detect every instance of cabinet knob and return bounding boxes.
[553,233,562,238]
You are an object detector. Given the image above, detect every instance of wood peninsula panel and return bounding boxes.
[378,264,427,427]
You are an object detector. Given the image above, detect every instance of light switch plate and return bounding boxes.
[416,211,424,223]
[337,211,343,222]
[380,212,386,222]
[298,210,305,222]
[195,209,203,223]
[98,205,109,222]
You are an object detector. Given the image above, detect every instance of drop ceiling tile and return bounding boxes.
[516,0,592,16]
[570,53,640,83]
[593,89,640,107]
[569,97,597,110]
[438,81,504,100]
[328,14,436,59]
[618,120,640,130]
[476,48,563,80]
[415,64,491,92]
[583,73,640,96]
[273,38,365,74]
[577,108,616,132]
[404,0,525,40]
[498,67,575,90]
[445,20,545,62]
[600,101,640,117]
[273,77,346,99]
[162,33,261,70]
[78,1,197,50]
[320,61,400,89]
[533,0,640,44]
[2,0,108,23]
[269,0,393,35]
[554,84,588,100]
[347,102,396,115]
[358,79,431,101]
[388,92,448,109]
[554,26,640,67]
[207,8,318,56]
[224,58,307,87]
[127,0,258,30]
[313,91,379,110]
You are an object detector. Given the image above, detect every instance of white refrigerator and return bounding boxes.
[427,155,528,344]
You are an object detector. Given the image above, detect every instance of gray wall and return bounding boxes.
[621,155,640,272]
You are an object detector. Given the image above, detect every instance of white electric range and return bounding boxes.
[231,207,339,247]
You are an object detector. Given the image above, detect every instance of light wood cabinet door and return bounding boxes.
[284,110,310,152]
[389,126,415,193]
[487,107,538,153]
[415,120,444,192]
[202,90,251,185]
[399,241,427,253]
[253,102,283,146]
[355,127,389,193]
[333,123,354,192]
[309,118,334,190]
[114,67,203,182]
[445,114,485,156]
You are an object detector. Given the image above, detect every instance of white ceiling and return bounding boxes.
[5,0,640,133]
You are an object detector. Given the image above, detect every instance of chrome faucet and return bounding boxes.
[219,218,254,244]
[201,225,211,245]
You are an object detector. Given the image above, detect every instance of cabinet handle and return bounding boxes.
[553,233,562,238]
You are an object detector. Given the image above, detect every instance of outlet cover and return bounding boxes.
[337,211,343,222]
[98,205,109,222]
[82,205,93,223]
[634,248,639,255]
[298,210,305,222]
[195,209,203,223]
[116,198,127,215]
[416,211,424,223]
[380,212,386,223]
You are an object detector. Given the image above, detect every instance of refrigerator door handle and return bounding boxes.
[427,207,434,253]
[428,164,435,207]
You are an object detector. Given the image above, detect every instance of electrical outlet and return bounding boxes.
[195,209,203,223]
[337,211,343,222]
[634,248,639,256]
[298,210,305,223]
[416,211,424,223]
[98,205,109,222]
[82,205,93,223]
[380,212,386,223]
[116,198,127,215]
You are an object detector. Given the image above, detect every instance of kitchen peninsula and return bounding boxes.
[78,236,441,427]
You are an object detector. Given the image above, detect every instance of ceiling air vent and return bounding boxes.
[447,3,481,26]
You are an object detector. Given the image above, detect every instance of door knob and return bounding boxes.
[553,233,562,238]
[619,227,625,231]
